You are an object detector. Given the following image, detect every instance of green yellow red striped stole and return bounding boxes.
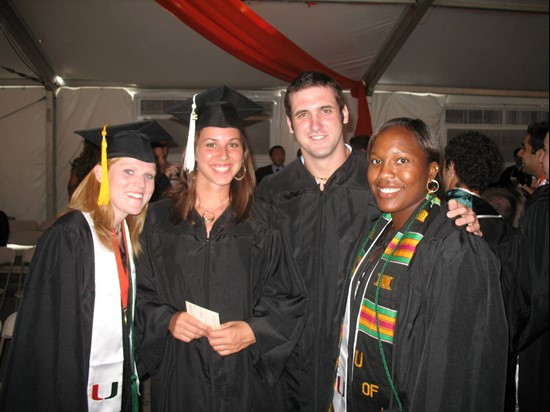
[359,298,398,344]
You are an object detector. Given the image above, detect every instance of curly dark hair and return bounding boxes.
[444,131,502,193]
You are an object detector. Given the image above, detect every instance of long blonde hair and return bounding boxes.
[68,158,148,256]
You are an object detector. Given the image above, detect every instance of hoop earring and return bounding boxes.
[234,164,247,181]
[427,179,439,194]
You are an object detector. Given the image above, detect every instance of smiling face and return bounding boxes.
[95,157,156,224]
[286,85,349,164]
[194,126,244,190]
[368,125,439,229]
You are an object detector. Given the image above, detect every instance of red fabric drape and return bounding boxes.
[156,0,372,135]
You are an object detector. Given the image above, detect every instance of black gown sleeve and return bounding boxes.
[246,201,307,384]
[134,216,179,378]
[500,188,549,352]
[401,229,508,411]
[0,213,94,411]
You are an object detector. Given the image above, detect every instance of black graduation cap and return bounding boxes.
[166,85,264,129]
[74,120,172,164]
[74,120,172,206]
[165,85,263,171]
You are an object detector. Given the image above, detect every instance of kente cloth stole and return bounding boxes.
[83,213,138,412]
[333,195,440,411]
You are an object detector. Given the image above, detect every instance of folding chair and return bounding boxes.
[0,247,16,314]
[14,248,35,310]
[0,312,17,386]
[0,312,16,360]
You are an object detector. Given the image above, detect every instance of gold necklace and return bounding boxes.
[113,223,122,234]
[197,198,229,224]
[311,146,351,184]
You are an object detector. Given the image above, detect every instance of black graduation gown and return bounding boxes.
[341,203,508,411]
[255,164,275,184]
[500,184,549,411]
[134,199,306,412]
[472,195,517,247]
[0,210,133,412]
[256,152,379,411]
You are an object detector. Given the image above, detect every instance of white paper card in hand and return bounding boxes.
[185,301,221,330]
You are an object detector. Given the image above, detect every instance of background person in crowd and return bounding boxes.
[150,137,179,203]
[256,72,481,411]
[333,118,507,412]
[0,210,8,246]
[348,134,369,153]
[500,131,549,412]
[67,139,100,198]
[497,147,532,189]
[518,121,548,197]
[0,124,159,411]
[444,131,515,246]
[135,86,306,411]
[482,187,526,229]
[255,145,286,184]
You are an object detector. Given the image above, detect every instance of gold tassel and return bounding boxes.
[97,125,110,206]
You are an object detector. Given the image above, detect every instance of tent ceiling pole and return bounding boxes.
[45,91,57,220]
[375,84,550,98]
[361,0,435,95]
[0,0,57,90]
[253,1,547,13]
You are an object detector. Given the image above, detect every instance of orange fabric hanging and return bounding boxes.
[156,0,372,135]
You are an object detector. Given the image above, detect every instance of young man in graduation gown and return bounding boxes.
[443,131,516,246]
[255,72,480,411]
[0,121,170,411]
[501,132,549,412]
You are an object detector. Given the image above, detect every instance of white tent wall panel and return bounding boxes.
[3,87,545,223]
[372,92,447,140]
[0,87,47,222]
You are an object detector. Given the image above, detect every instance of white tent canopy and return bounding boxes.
[0,0,548,222]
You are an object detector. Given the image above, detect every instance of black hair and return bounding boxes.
[526,121,549,154]
[284,71,346,121]
[269,145,285,156]
[482,187,526,228]
[444,131,502,193]
[71,140,101,182]
[369,118,443,197]
[349,135,370,151]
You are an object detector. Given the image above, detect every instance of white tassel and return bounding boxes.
[183,93,198,172]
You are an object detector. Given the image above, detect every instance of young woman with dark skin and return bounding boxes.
[333,118,508,412]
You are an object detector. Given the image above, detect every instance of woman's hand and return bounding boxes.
[168,311,211,343]
[447,199,483,237]
[207,321,256,356]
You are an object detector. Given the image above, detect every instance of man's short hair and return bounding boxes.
[526,121,549,154]
[284,72,346,121]
[269,145,285,156]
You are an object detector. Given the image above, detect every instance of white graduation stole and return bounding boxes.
[83,213,136,412]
